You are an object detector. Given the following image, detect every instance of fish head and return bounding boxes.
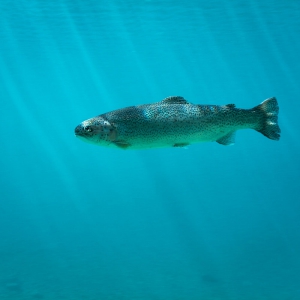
[75,116,117,146]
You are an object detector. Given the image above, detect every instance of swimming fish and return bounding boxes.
[75,96,280,149]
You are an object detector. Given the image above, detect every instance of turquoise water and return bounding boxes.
[1,0,300,299]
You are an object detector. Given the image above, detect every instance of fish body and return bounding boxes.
[75,96,280,149]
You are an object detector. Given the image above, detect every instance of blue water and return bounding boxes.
[1,0,300,299]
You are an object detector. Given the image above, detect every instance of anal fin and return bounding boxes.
[216,132,236,146]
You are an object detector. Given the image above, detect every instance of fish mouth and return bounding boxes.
[75,124,85,137]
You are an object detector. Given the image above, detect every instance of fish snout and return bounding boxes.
[75,122,96,139]
[75,124,84,136]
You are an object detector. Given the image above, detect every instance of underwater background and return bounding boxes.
[0,0,300,299]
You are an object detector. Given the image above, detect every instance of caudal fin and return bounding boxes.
[254,97,280,140]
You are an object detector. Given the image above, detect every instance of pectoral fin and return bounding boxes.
[114,140,131,149]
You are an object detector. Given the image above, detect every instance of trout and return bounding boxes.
[75,96,280,149]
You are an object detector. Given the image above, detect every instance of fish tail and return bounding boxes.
[253,97,280,140]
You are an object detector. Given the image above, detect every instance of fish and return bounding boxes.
[74,96,280,150]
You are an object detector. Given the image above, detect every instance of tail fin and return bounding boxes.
[254,97,280,140]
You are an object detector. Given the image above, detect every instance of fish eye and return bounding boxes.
[85,126,93,132]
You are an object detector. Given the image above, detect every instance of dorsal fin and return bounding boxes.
[161,96,189,104]
[225,103,236,108]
